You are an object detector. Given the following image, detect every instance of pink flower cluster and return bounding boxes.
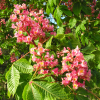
[0,48,2,55]
[0,19,6,27]
[58,46,91,90]
[30,43,91,90]
[64,0,73,11]
[10,3,56,44]
[30,42,59,75]
[10,53,17,63]
[90,0,96,14]
[0,0,6,10]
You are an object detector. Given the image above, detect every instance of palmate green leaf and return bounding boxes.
[13,58,33,74]
[23,81,68,100]
[73,2,82,16]
[22,82,43,100]
[32,81,68,100]
[6,66,20,96]
[44,76,55,82]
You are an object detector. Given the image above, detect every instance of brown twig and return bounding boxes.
[67,85,76,95]
[32,40,37,47]
[84,88,100,100]
[33,68,38,78]
[59,0,62,6]
[42,37,50,44]
[17,51,30,61]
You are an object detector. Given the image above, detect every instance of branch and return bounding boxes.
[84,88,100,100]
[17,51,30,61]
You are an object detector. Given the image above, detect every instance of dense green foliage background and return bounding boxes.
[0,0,100,100]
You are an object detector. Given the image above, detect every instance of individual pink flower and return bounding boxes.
[62,78,70,86]
[39,69,49,74]
[66,73,72,81]
[21,3,27,9]
[14,9,20,14]
[16,21,22,28]
[10,14,18,22]
[52,68,59,76]
[11,23,17,29]
[77,68,86,76]
[73,82,78,90]
[14,4,21,10]
[19,15,26,21]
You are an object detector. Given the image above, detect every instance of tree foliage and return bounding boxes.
[0,0,100,100]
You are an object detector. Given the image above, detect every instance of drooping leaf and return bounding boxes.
[6,66,20,96]
[13,58,33,74]
[84,54,95,62]
[73,2,82,16]
[82,4,91,15]
[45,36,53,49]
[82,43,96,54]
